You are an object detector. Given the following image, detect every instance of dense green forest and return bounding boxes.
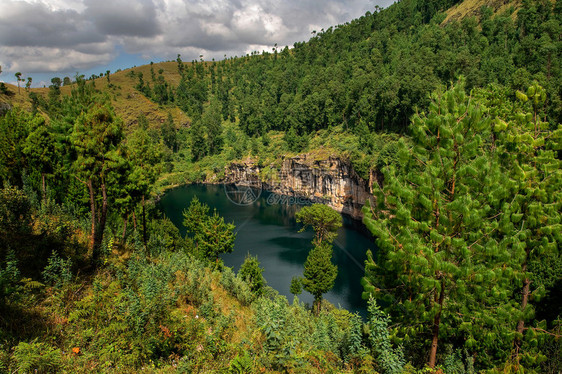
[0,0,561,372]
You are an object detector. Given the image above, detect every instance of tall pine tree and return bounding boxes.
[362,81,522,369]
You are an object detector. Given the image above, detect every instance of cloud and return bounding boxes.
[0,45,115,72]
[84,0,161,37]
[0,1,103,47]
[0,0,396,76]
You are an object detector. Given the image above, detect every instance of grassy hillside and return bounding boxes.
[442,0,523,24]
[1,61,190,133]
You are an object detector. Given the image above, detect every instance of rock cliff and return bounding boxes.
[222,155,373,219]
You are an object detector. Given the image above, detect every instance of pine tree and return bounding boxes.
[190,119,207,161]
[478,82,562,367]
[122,127,162,246]
[239,253,266,296]
[71,99,123,266]
[22,117,57,201]
[362,81,522,369]
[195,210,236,263]
[296,204,342,246]
[296,204,342,315]
[201,97,223,155]
[182,198,235,263]
[303,242,337,315]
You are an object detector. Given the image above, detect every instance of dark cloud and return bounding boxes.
[0,1,104,47]
[84,0,161,37]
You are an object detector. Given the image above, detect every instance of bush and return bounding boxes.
[42,251,72,288]
[238,254,266,297]
[220,267,253,305]
[13,340,62,374]
[0,186,31,236]
[0,251,20,302]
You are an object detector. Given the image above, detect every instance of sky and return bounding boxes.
[0,0,395,87]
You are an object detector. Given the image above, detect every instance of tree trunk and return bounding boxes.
[41,173,46,202]
[122,214,128,242]
[517,277,530,335]
[429,280,445,369]
[92,180,108,266]
[87,178,96,254]
[314,297,322,316]
[132,211,137,231]
[142,195,147,247]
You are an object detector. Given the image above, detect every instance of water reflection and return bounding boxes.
[158,184,375,315]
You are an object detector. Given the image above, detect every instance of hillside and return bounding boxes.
[1,62,190,132]
[442,0,523,24]
[0,0,561,372]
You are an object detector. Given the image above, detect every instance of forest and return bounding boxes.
[0,0,561,372]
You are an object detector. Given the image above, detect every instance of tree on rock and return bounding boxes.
[295,204,341,315]
[296,204,342,245]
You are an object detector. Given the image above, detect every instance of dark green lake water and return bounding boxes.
[158,184,376,314]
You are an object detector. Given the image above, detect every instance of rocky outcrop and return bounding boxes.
[222,155,374,219]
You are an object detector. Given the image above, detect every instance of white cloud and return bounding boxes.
[0,0,396,77]
[0,45,115,72]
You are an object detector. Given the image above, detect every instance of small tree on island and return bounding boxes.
[294,204,342,315]
[302,241,338,315]
[296,203,342,245]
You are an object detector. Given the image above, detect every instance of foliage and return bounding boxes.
[290,276,303,296]
[238,253,266,296]
[0,0,561,372]
[362,81,524,369]
[42,251,72,289]
[367,298,405,374]
[12,340,61,374]
[0,185,31,237]
[0,251,21,303]
[296,204,342,245]
[183,197,236,262]
[302,242,338,315]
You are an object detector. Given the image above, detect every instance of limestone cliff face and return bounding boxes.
[222,155,373,219]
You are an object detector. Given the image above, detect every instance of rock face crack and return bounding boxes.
[222,155,373,219]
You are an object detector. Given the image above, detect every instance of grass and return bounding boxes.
[442,0,523,25]
[1,60,191,134]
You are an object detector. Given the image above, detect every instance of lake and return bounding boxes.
[158,184,376,314]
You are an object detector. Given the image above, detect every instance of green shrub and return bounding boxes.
[42,251,72,288]
[367,298,405,374]
[220,267,253,305]
[238,254,266,297]
[0,251,20,302]
[229,351,254,373]
[0,186,31,236]
[13,340,61,374]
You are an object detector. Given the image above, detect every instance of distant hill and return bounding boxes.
[0,61,190,132]
[1,0,559,137]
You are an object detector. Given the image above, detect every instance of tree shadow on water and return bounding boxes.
[268,236,311,265]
